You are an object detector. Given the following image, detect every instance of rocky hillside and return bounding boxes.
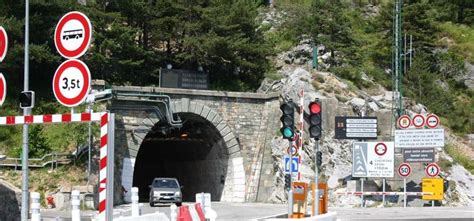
[260,37,474,207]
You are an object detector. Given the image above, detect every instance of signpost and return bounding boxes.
[412,114,425,128]
[395,129,445,148]
[284,156,299,174]
[335,116,378,139]
[0,74,6,106]
[53,59,91,107]
[54,11,92,59]
[0,26,7,62]
[425,163,440,177]
[422,178,444,202]
[352,142,394,178]
[426,114,440,129]
[403,148,435,163]
[397,114,411,129]
[398,163,411,207]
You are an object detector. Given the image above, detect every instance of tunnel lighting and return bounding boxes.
[180,132,189,138]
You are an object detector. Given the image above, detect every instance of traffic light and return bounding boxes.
[308,99,322,139]
[280,103,294,140]
[316,151,322,167]
[19,91,35,109]
[284,174,291,191]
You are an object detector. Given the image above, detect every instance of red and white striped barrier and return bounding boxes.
[0,112,110,220]
[336,191,433,196]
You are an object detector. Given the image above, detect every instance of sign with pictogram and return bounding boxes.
[395,129,445,148]
[397,114,411,129]
[0,74,6,106]
[352,142,394,178]
[0,26,8,62]
[412,114,425,128]
[374,142,387,156]
[426,163,440,177]
[287,144,298,156]
[284,156,299,173]
[54,11,92,59]
[425,114,440,129]
[53,59,91,107]
[398,163,411,177]
[422,178,444,200]
[335,116,378,139]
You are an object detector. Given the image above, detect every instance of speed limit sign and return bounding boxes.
[53,59,91,107]
[398,163,411,177]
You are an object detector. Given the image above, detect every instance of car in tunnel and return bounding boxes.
[149,177,183,207]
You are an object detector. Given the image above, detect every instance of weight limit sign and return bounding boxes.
[53,59,91,107]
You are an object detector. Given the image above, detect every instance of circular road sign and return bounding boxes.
[397,114,411,129]
[412,114,425,128]
[398,163,411,177]
[287,145,298,156]
[426,114,440,129]
[426,163,440,177]
[0,73,6,106]
[53,59,91,107]
[374,142,387,156]
[0,26,8,62]
[54,11,92,59]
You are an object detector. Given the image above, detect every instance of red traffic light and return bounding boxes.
[309,101,321,114]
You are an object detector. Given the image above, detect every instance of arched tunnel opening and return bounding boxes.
[133,113,229,202]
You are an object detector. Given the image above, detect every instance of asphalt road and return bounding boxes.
[40,202,474,221]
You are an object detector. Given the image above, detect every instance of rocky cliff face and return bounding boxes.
[260,41,474,207]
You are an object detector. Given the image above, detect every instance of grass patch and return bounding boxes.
[438,22,474,62]
[445,144,474,174]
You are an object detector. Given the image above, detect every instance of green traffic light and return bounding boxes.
[282,127,294,139]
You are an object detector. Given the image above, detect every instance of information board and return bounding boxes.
[352,142,394,178]
[403,148,435,163]
[422,178,444,200]
[335,116,378,139]
[395,129,445,148]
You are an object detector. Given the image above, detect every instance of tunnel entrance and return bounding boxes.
[132,113,229,202]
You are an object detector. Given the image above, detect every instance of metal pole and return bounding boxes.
[288,141,293,217]
[409,35,413,68]
[404,178,407,207]
[106,113,115,221]
[87,106,92,186]
[382,178,386,206]
[361,179,364,208]
[404,33,407,75]
[21,0,31,220]
[313,141,319,216]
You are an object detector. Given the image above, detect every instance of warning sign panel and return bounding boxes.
[395,129,445,148]
[422,178,444,200]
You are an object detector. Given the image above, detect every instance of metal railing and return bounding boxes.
[0,153,72,170]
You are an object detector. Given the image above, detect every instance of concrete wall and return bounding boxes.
[110,86,280,203]
[0,179,21,221]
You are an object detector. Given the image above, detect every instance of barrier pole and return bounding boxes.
[30,192,41,221]
[71,190,81,221]
[131,187,140,217]
[361,179,364,208]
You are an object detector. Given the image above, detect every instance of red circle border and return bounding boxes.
[54,11,92,59]
[53,59,91,107]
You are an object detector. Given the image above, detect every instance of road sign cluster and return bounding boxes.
[53,11,92,107]
[0,26,8,105]
[397,114,440,129]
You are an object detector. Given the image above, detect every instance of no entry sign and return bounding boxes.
[0,26,8,62]
[0,73,5,106]
[53,59,91,107]
[54,11,92,59]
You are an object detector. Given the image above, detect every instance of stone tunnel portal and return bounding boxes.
[132,113,229,202]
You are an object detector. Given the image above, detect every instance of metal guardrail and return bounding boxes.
[0,153,72,170]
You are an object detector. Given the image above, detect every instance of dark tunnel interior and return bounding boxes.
[132,113,229,202]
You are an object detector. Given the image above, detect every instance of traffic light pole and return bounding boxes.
[287,140,293,218]
[313,140,319,216]
[21,0,31,220]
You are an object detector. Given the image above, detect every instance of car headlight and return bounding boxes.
[174,192,181,197]
[153,191,160,196]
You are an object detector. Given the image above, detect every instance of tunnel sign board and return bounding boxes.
[403,148,435,163]
[335,116,377,139]
[395,129,445,148]
[284,156,299,173]
[54,11,92,59]
[53,59,91,107]
[422,178,444,200]
[0,26,8,62]
[352,142,394,178]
